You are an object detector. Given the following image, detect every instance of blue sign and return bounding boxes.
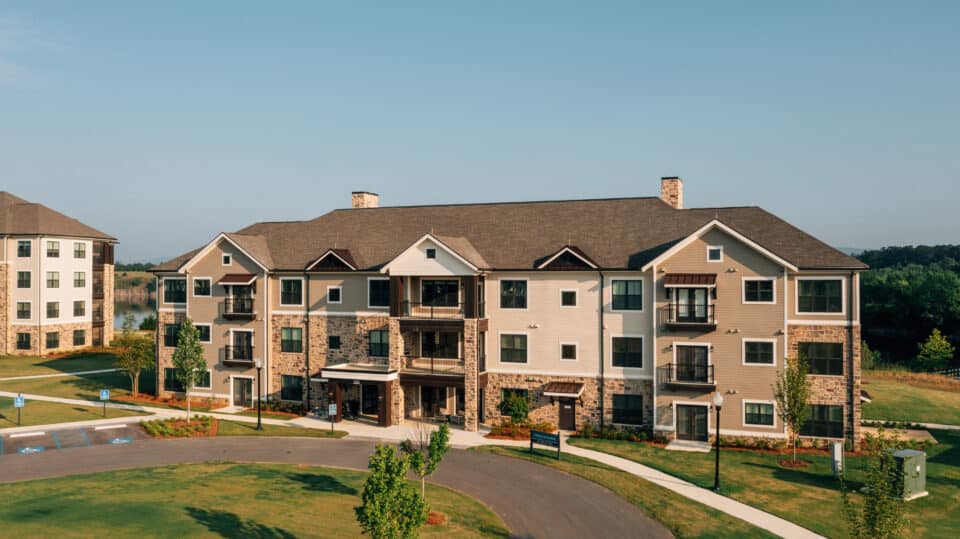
[529,430,562,460]
[109,437,133,445]
[14,396,25,408]
[100,389,110,401]
[328,403,337,417]
[18,446,44,455]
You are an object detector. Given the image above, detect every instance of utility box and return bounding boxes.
[832,441,844,478]
[893,449,928,501]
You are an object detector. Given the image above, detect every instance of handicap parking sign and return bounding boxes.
[14,395,24,408]
[100,389,110,401]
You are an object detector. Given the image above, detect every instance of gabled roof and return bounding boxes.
[536,245,598,270]
[168,233,272,273]
[379,233,481,274]
[641,220,799,272]
[306,249,358,271]
[0,191,115,241]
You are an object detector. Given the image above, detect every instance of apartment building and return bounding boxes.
[151,179,865,445]
[1,192,116,356]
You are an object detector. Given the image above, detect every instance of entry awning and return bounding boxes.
[218,273,257,286]
[664,273,717,288]
[320,367,398,382]
[542,382,584,398]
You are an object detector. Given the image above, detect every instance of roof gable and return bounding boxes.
[380,234,479,276]
[641,220,798,272]
[536,246,598,270]
[306,249,358,271]
[178,233,270,273]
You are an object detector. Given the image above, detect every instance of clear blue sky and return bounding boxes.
[2,2,957,262]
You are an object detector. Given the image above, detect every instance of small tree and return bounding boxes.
[842,437,906,539]
[139,314,157,331]
[400,422,451,499]
[916,328,954,371]
[171,318,206,421]
[499,391,529,423]
[861,340,876,370]
[773,355,812,463]
[355,444,429,539]
[115,335,154,396]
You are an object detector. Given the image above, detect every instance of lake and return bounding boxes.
[114,300,156,330]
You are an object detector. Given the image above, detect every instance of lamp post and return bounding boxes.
[255,358,263,431]
[713,392,724,491]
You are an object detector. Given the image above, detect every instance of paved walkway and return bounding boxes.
[869,420,960,431]
[0,368,119,381]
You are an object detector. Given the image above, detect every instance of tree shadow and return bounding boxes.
[185,507,296,539]
[740,461,860,490]
[285,473,358,495]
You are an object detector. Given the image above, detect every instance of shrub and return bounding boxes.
[578,420,595,439]
[499,392,530,423]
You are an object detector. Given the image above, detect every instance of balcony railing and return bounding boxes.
[92,308,104,322]
[401,301,464,319]
[325,356,390,370]
[661,363,715,387]
[659,304,716,330]
[92,284,105,300]
[222,298,255,319]
[402,356,465,376]
[223,345,255,366]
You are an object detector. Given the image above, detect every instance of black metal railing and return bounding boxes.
[222,297,255,317]
[662,363,715,385]
[92,308,104,322]
[659,304,716,327]
[326,356,390,368]
[92,284,105,299]
[223,345,255,364]
[401,301,464,319]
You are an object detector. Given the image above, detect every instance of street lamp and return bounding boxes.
[255,358,263,431]
[713,392,724,491]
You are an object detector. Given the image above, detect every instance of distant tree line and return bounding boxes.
[116,262,155,271]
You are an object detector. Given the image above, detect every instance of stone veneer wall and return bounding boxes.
[270,314,309,401]
[156,310,185,398]
[787,324,862,447]
[4,322,94,357]
[102,264,115,345]
[462,319,479,431]
[603,378,655,427]
[0,263,7,356]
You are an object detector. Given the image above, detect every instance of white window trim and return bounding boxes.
[73,300,86,317]
[742,277,777,305]
[46,301,60,320]
[672,401,712,433]
[46,271,60,289]
[280,326,305,353]
[194,369,214,389]
[795,276,847,316]
[367,277,390,309]
[425,248,437,259]
[610,334,645,370]
[560,288,578,308]
[222,253,232,266]
[229,328,255,350]
[672,341,712,367]
[279,277,305,307]
[327,285,343,305]
[742,399,778,429]
[498,278,528,311]
[46,240,60,257]
[195,323,213,343]
[609,278,644,313]
[17,239,31,257]
[559,341,578,361]
[193,277,212,298]
[74,242,87,259]
[229,375,256,407]
[497,331,530,365]
[163,277,187,305]
[16,301,32,320]
[706,245,723,263]
[73,271,87,288]
[16,270,31,289]
[741,338,777,367]
[368,328,390,358]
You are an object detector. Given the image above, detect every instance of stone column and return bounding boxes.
[463,319,479,431]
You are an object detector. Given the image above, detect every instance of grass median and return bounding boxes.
[0,396,146,428]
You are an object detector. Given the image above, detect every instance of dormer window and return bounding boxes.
[222,254,232,266]
[707,245,723,262]
[426,248,436,259]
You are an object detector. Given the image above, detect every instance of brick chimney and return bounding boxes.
[351,191,379,209]
[660,177,683,209]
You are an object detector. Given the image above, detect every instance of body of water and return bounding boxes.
[114,300,156,330]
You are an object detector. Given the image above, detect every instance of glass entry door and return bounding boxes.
[676,405,708,441]
[675,288,708,322]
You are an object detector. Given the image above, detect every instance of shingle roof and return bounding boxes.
[664,273,717,286]
[0,191,116,241]
[153,197,866,272]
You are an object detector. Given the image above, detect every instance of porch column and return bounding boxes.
[463,319,479,431]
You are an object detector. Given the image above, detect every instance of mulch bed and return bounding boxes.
[426,512,447,526]
[242,408,301,418]
[115,394,226,411]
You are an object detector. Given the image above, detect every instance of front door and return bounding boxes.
[361,383,379,415]
[559,398,576,430]
[676,405,708,441]
[233,378,253,407]
[675,288,708,322]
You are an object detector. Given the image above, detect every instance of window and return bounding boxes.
[744,279,775,303]
[17,271,30,288]
[164,279,187,303]
[280,279,303,305]
[422,280,459,307]
[800,405,844,438]
[500,334,528,363]
[369,330,389,357]
[194,278,211,297]
[47,271,60,289]
[798,279,843,313]
[197,324,211,343]
[281,375,304,401]
[744,402,775,426]
[281,327,303,353]
[707,245,723,262]
[611,280,643,310]
[369,279,390,308]
[73,300,86,317]
[47,302,59,319]
[164,324,181,347]
[501,388,529,402]
[421,331,460,358]
[561,343,577,360]
[16,333,31,350]
[327,286,342,304]
[612,395,644,425]
[800,342,844,376]
[194,370,212,389]
[675,344,711,382]
[74,271,86,288]
[46,331,59,349]
[222,254,232,266]
[328,335,341,350]
[47,240,60,258]
[744,340,775,365]
[17,240,31,257]
[612,337,643,368]
[500,280,527,309]
[16,302,30,320]
[425,248,436,259]
[561,290,577,307]
[164,368,185,392]
[74,242,86,259]
[73,330,86,346]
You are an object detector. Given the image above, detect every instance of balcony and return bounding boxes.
[325,356,391,372]
[658,304,717,331]
[402,356,465,376]
[661,363,716,388]
[223,345,255,367]
[92,284,105,300]
[221,298,255,320]
[401,301,464,319]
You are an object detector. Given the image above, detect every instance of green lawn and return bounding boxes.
[216,420,347,438]
[0,369,156,403]
[0,396,146,428]
[862,373,960,425]
[477,446,775,539]
[569,430,960,538]
[0,353,120,378]
[0,463,509,538]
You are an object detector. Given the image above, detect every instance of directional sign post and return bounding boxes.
[14,393,25,426]
[100,388,110,417]
[530,430,561,460]
[328,403,337,432]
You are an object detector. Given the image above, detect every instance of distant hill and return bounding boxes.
[837,247,865,256]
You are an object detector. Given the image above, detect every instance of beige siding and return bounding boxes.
[787,272,855,322]
[268,273,385,313]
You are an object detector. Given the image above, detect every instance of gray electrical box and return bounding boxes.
[893,449,928,501]
[832,441,844,478]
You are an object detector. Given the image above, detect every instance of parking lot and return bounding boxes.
[0,423,150,456]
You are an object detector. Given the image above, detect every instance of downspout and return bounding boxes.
[304,270,310,412]
[597,268,605,431]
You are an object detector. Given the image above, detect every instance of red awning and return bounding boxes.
[663,273,717,287]
[217,273,257,286]
[542,382,584,398]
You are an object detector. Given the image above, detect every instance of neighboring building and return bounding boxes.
[1,192,116,356]
[151,179,865,446]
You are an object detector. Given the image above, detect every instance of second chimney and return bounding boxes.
[660,177,683,209]
[352,191,379,209]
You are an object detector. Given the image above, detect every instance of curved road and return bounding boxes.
[0,437,672,539]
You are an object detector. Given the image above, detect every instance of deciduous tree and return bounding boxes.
[400,422,451,499]
[171,319,206,421]
[355,444,428,539]
[773,355,812,463]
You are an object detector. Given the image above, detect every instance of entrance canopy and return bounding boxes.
[218,273,257,286]
[542,382,584,398]
[320,367,398,383]
[663,273,716,288]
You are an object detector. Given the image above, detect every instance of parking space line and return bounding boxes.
[51,431,62,450]
[94,424,128,431]
[10,432,45,439]
[80,429,92,447]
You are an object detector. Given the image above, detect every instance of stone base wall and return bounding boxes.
[270,314,309,402]
[156,310,186,398]
[4,322,95,357]
[102,264,115,345]
[603,378,655,427]
[310,315,390,369]
[462,320,479,431]
[0,263,7,356]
